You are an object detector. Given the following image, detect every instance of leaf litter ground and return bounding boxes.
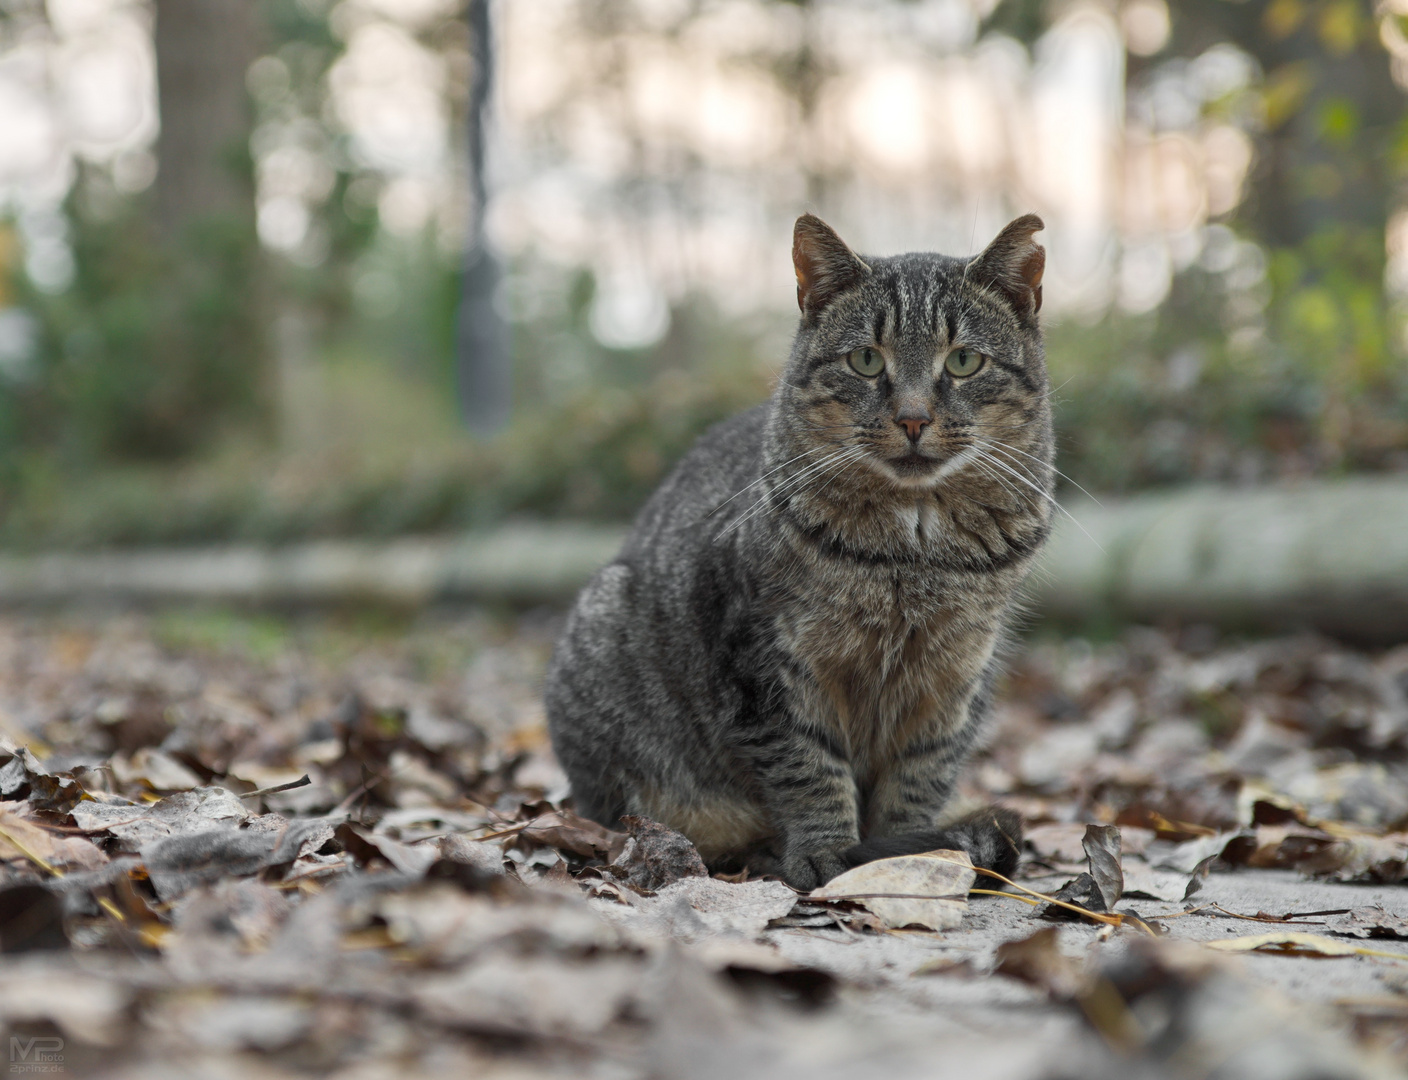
[0,610,1405,1079]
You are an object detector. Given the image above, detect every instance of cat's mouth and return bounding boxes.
[886,450,939,477]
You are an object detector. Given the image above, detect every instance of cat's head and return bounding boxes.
[776,213,1052,494]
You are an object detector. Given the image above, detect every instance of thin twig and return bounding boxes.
[970,887,1040,906]
[238,774,313,799]
[333,768,392,816]
[813,891,967,903]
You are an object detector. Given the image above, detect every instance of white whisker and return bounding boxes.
[963,455,1024,508]
[705,443,838,518]
[716,447,862,540]
[983,439,1101,507]
[972,446,1105,554]
[765,447,869,565]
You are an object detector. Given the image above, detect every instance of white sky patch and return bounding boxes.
[588,267,672,351]
[0,0,1271,319]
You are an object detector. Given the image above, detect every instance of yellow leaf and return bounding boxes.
[1206,932,1407,961]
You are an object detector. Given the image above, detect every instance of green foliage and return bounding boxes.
[1049,241,1408,493]
[3,0,1408,550]
[13,168,266,462]
[0,277,771,550]
[1268,225,1390,383]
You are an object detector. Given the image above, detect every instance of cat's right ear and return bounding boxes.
[793,214,869,322]
[966,214,1046,319]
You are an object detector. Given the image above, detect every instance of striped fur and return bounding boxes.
[546,215,1053,888]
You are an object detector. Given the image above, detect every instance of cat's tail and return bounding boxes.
[840,807,1023,884]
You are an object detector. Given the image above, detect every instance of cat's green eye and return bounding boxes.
[944,347,986,378]
[847,346,885,377]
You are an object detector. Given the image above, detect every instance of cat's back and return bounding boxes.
[546,402,775,826]
[619,402,771,567]
[547,403,771,705]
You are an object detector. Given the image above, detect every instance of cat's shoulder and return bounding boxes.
[690,402,770,460]
[622,402,770,557]
[656,402,770,495]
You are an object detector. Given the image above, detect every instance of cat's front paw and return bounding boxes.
[780,848,848,890]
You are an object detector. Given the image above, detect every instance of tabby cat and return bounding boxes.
[546,213,1053,889]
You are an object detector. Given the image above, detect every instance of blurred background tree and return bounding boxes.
[0,0,1403,550]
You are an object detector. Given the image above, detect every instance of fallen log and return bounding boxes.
[1038,476,1408,642]
[0,526,626,607]
[0,478,1404,640]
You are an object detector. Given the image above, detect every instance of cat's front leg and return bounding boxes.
[737,715,860,890]
[865,728,966,837]
[857,725,1022,877]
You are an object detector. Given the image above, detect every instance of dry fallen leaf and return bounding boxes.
[596,876,798,942]
[2,610,1407,1077]
[1204,931,1408,961]
[110,749,203,793]
[515,810,627,862]
[993,927,1091,998]
[0,803,108,871]
[606,815,706,891]
[1035,871,1109,920]
[1182,854,1217,901]
[812,849,974,931]
[1327,907,1408,941]
[1082,824,1123,910]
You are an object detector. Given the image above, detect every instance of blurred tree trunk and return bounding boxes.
[455,0,511,435]
[1169,2,1401,252]
[1163,1,1403,409]
[97,0,270,458]
[152,0,261,241]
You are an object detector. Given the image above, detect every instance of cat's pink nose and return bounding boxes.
[895,407,931,442]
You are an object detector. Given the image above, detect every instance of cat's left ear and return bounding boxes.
[793,214,870,322]
[966,214,1045,318]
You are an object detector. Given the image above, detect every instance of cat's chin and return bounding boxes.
[881,451,943,488]
[872,443,982,490]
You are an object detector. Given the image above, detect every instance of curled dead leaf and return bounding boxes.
[1204,931,1408,961]
[993,927,1091,999]
[812,849,974,931]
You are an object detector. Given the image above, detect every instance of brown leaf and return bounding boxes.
[1035,872,1107,921]
[1082,824,1123,909]
[1327,907,1408,941]
[1183,854,1216,902]
[110,749,203,793]
[605,815,706,891]
[1204,931,1406,960]
[333,823,438,878]
[517,811,627,862]
[0,803,108,872]
[0,749,84,812]
[1316,833,1408,883]
[1114,806,1218,841]
[1221,826,1408,882]
[994,927,1091,998]
[812,850,973,931]
[1249,794,1310,826]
